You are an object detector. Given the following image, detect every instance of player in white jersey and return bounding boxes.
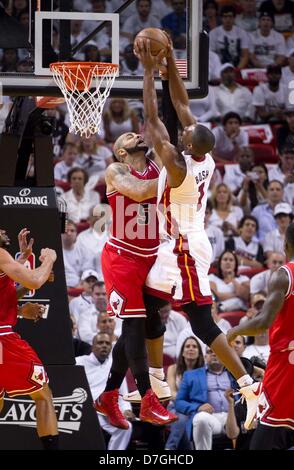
[134,39,259,420]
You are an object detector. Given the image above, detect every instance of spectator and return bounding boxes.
[230,334,265,381]
[214,63,253,119]
[11,0,28,17]
[62,167,100,223]
[209,50,222,83]
[268,145,294,184]
[249,11,286,68]
[0,96,12,134]
[189,87,219,123]
[76,332,134,449]
[121,0,161,44]
[238,162,269,213]
[235,0,258,32]
[259,0,294,33]
[97,311,119,343]
[75,207,109,278]
[210,183,244,237]
[158,302,188,360]
[50,108,69,159]
[83,43,101,62]
[223,146,255,195]
[251,179,284,241]
[226,216,265,271]
[203,0,221,32]
[70,315,92,357]
[76,135,113,181]
[70,19,86,61]
[62,220,82,288]
[54,143,79,182]
[103,99,140,143]
[239,292,267,326]
[161,0,187,55]
[175,346,235,450]
[209,250,250,312]
[0,48,19,72]
[77,281,107,344]
[225,388,256,450]
[120,43,144,76]
[165,337,205,450]
[209,5,249,68]
[276,107,294,152]
[212,112,249,162]
[263,202,293,256]
[252,64,287,123]
[69,269,100,323]
[243,328,270,365]
[205,199,225,264]
[250,251,285,296]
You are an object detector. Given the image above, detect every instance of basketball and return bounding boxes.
[134,28,169,56]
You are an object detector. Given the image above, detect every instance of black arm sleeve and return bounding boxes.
[161,80,178,147]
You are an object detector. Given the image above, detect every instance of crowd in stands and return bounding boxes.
[1,0,294,451]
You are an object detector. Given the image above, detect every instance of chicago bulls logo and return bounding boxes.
[109,289,126,317]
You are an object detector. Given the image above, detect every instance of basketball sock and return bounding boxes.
[149,367,165,380]
[104,370,126,392]
[237,374,254,388]
[40,434,59,450]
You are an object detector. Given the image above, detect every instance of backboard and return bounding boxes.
[0,0,208,98]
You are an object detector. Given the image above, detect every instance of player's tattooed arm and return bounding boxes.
[105,163,158,202]
[227,269,289,342]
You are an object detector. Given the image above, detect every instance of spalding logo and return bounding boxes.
[2,188,48,206]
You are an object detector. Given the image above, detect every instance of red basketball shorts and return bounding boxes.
[0,331,48,399]
[102,243,156,319]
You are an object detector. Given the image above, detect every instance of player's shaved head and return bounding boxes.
[191,124,215,156]
[113,134,129,158]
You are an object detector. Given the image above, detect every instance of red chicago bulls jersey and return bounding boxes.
[107,158,160,256]
[258,261,294,429]
[0,271,17,327]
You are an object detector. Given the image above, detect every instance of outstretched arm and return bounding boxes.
[166,46,196,128]
[105,163,157,202]
[227,269,289,342]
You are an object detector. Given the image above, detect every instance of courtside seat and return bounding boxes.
[67,287,83,297]
[219,310,245,327]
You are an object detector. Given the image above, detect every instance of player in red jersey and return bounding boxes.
[0,228,59,450]
[95,133,177,429]
[227,222,294,449]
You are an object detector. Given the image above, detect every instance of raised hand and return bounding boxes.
[39,248,57,263]
[134,38,166,71]
[18,228,34,262]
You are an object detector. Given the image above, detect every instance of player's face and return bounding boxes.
[122,133,148,156]
[0,229,11,249]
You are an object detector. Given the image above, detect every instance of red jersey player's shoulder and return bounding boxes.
[0,247,13,274]
[105,162,130,192]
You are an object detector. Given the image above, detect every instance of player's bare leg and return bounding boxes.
[30,384,59,450]
[0,397,4,414]
[210,333,248,379]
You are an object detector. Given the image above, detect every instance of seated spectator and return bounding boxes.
[83,42,101,62]
[249,11,286,68]
[250,251,285,296]
[238,163,269,213]
[161,0,187,56]
[76,332,134,450]
[252,64,288,123]
[69,269,100,323]
[203,0,221,33]
[70,19,87,61]
[259,0,294,33]
[209,5,249,68]
[230,334,265,381]
[165,337,205,450]
[159,302,188,360]
[226,216,265,272]
[223,146,255,195]
[62,220,82,288]
[78,281,107,344]
[209,250,250,311]
[76,135,113,182]
[251,179,284,241]
[268,145,294,185]
[75,207,109,279]
[62,168,100,223]
[70,315,92,357]
[212,112,249,162]
[189,87,219,123]
[0,48,19,72]
[225,388,256,450]
[103,98,140,143]
[205,199,225,264]
[235,0,258,32]
[120,43,144,76]
[97,311,119,343]
[214,64,253,119]
[276,107,294,152]
[243,327,270,365]
[263,202,293,256]
[175,346,234,450]
[54,143,79,182]
[209,50,222,83]
[121,0,161,44]
[209,183,244,238]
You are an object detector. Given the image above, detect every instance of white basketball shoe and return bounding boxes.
[123,374,171,403]
[239,381,263,430]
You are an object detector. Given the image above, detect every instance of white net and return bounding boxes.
[50,62,119,138]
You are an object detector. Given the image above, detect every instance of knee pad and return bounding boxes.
[144,293,166,339]
[183,303,222,346]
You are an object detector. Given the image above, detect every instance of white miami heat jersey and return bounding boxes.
[157,152,215,237]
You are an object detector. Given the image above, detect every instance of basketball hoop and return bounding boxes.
[50,62,119,138]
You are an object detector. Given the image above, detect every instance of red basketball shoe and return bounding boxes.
[94,389,129,430]
[139,389,178,425]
